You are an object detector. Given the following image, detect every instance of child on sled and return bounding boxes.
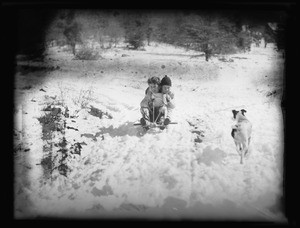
[140,75,175,128]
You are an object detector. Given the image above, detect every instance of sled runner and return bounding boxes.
[133,121,178,130]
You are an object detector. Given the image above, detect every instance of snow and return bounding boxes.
[14,43,285,221]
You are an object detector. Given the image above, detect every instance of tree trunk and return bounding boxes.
[205,52,209,61]
[71,43,76,55]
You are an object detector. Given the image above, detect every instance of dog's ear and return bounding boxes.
[232,110,238,119]
[241,109,247,116]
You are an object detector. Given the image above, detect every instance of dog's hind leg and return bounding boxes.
[235,141,242,155]
[239,142,246,164]
[245,137,251,157]
[240,148,244,164]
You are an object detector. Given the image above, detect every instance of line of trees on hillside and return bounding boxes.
[20,10,286,61]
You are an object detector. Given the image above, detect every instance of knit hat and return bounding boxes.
[160,75,172,86]
[147,76,160,85]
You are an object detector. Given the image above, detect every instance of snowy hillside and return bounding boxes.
[14,42,285,221]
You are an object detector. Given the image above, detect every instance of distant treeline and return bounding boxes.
[16,9,287,60]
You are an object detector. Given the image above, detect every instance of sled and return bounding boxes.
[134,106,177,130]
[133,121,178,128]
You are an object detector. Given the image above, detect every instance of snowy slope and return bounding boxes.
[14,43,285,221]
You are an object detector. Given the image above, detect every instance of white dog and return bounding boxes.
[231,109,252,164]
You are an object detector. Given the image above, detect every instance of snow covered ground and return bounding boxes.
[14,42,285,221]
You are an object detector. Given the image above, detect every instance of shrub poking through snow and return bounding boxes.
[70,142,82,155]
[72,88,94,109]
[74,45,100,60]
[38,107,63,140]
[89,106,113,119]
[21,85,32,90]
[38,104,83,179]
